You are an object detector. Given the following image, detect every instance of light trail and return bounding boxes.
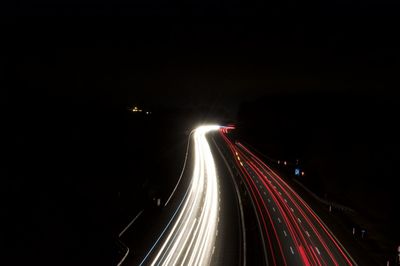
[220,128,357,266]
[141,125,220,266]
[237,142,355,265]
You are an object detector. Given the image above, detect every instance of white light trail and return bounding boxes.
[147,125,220,266]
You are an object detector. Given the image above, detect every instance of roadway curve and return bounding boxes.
[220,127,357,266]
[140,125,221,265]
[136,125,244,266]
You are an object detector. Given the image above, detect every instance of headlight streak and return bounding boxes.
[142,125,220,266]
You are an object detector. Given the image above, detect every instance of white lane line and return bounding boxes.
[297,218,302,224]
[119,210,144,237]
[164,130,194,207]
[277,218,281,223]
[290,246,295,255]
[278,191,282,195]
[290,207,294,212]
[213,139,247,266]
[283,230,287,237]
[315,247,321,255]
[267,198,271,203]
[272,207,276,212]
[306,231,310,237]
[284,199,287,203]
[263,191,267,195]
[117,246,130,266]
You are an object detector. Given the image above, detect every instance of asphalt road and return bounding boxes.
[120,125,357,266]
[220,128,358,266]
[121,125,243,266]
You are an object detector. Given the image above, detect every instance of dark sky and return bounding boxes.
[3,2,400,114]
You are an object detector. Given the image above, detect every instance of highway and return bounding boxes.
[124,125,357,266]
[220,127,357,266]
[136,125,239,266]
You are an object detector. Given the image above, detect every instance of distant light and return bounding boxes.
[277,160,280,164]
[284,161,287,166]
[301,171,305,176]
[295,168,300,176]
[132,106,143,112]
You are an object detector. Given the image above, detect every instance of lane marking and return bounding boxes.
[305,231,310,238]
[164,130,194,207]
[283,230,287,237]
[119,210,144,237]
[290,246,295,255]
[277,218,281,223]
[297,218,302,224]
[315,247,321,255]
[290,207,294,212]
[272,207,276,212]
[117,246,130,266]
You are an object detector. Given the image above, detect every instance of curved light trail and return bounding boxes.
[220,128,357,266]
[141,125,221,266]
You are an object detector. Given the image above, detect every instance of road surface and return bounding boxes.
[220,127,357,266]
[131,125,244,266]
[121,125,357,266]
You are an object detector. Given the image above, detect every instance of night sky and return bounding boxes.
[3,2,399,114]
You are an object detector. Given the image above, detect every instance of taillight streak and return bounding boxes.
[237,142,354,266]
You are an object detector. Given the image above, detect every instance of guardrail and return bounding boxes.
[292,179,355,213]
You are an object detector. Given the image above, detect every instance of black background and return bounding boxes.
[3,1,400,265]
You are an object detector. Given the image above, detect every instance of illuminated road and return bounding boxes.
[139,125,221,265]
[128,125,356,266]
[220,128,357,266]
